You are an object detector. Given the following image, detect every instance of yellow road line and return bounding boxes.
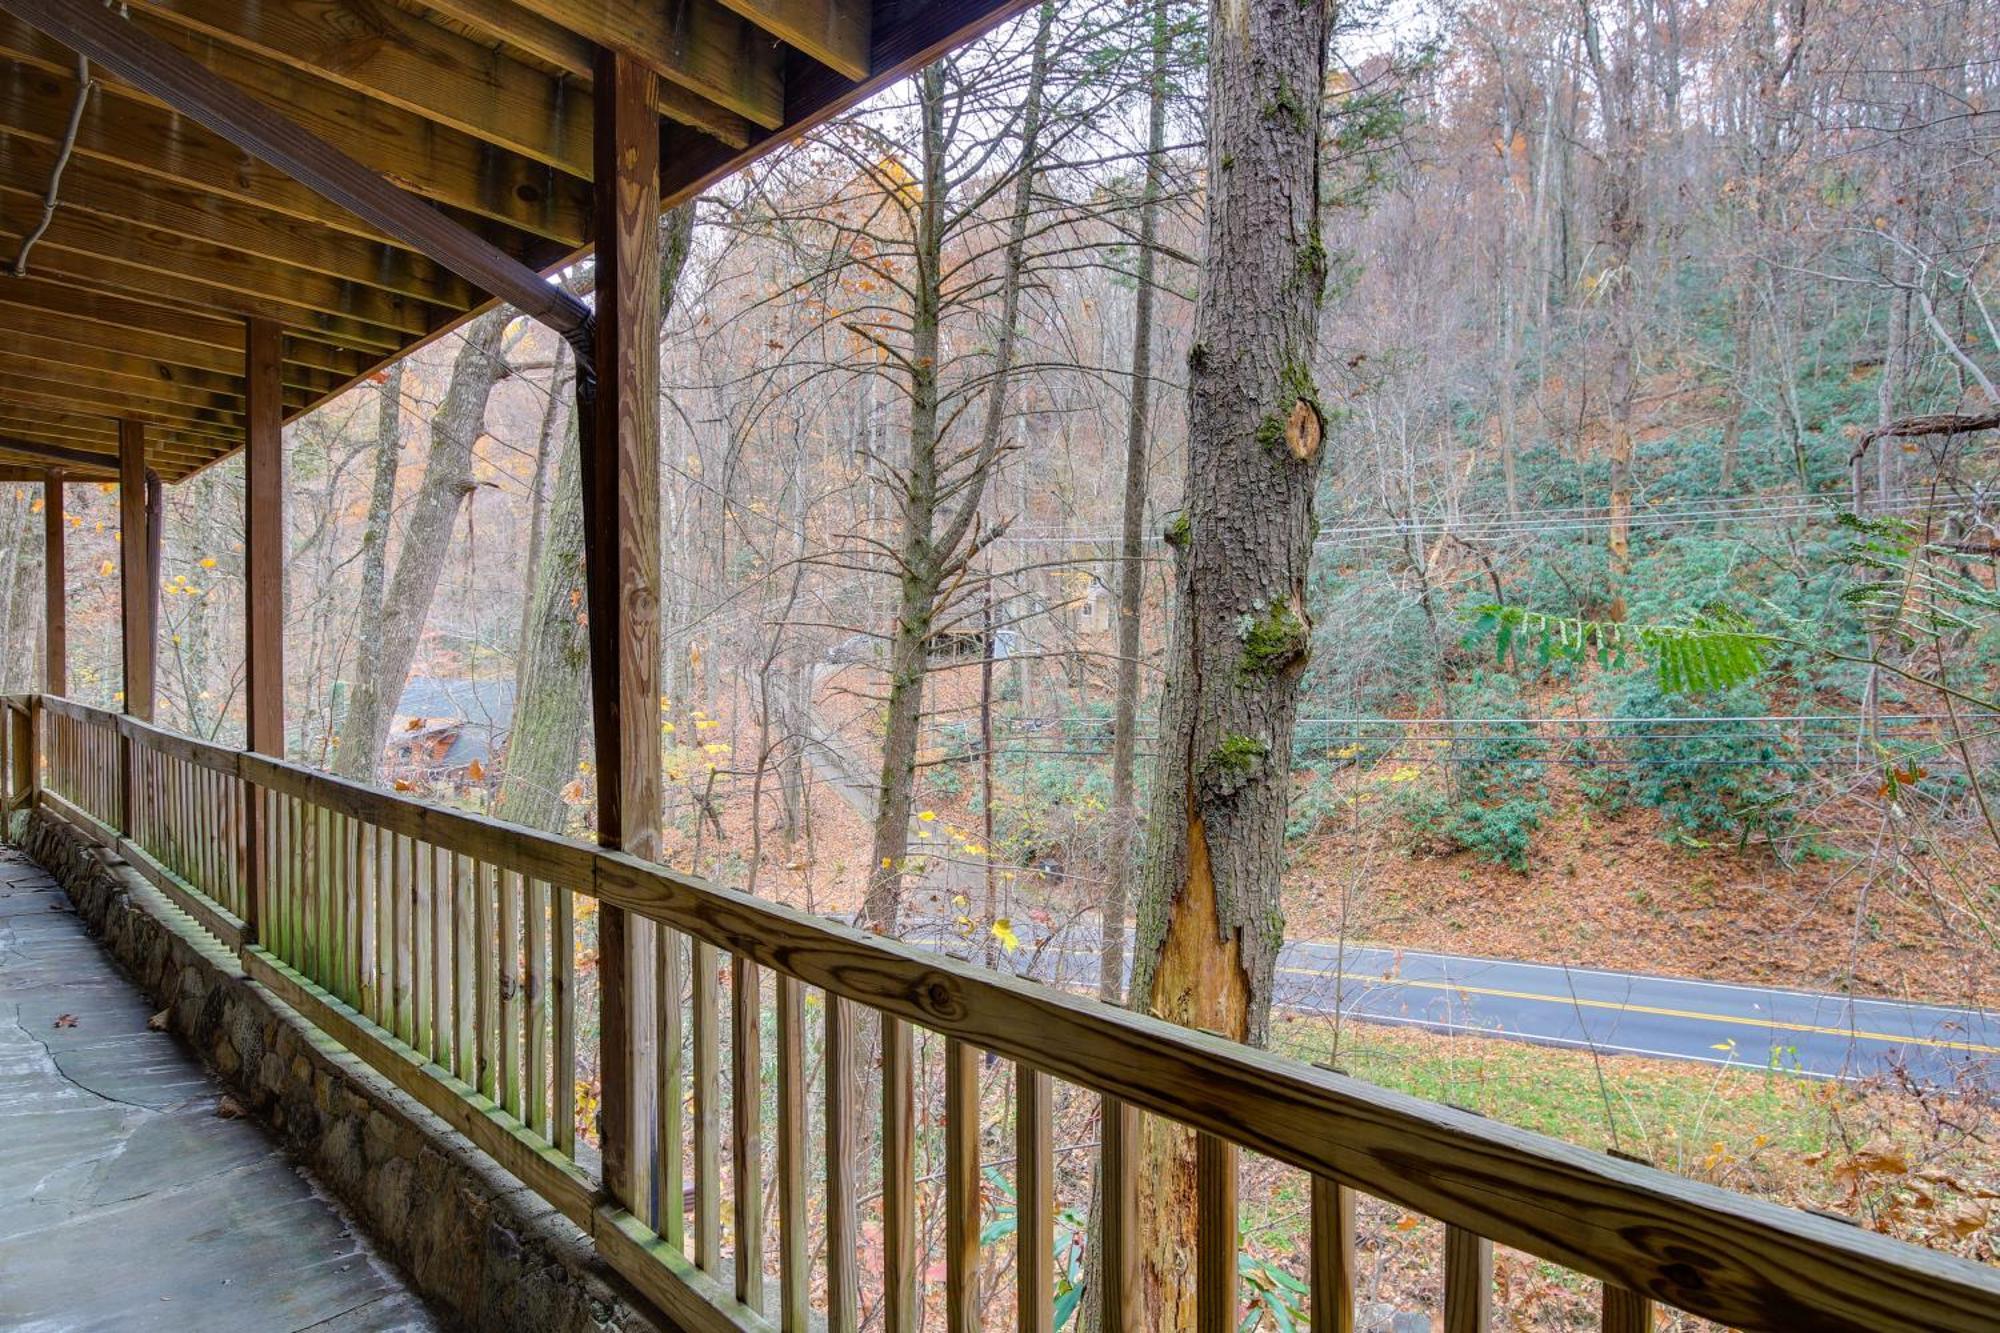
[1285,967,2000,1056]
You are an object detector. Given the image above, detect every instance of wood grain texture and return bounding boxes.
[1310,1176,1356,1333]
[1600,1283,1654,1333]
[944,1037,980,1333]
[1195,1134,1236,1333]
[584,47,664,1221]
[1016,1068,1053,1333]
[1444,1226,1493,1333]
[506,0,784,128]
[882,1014,916,1333]
[1097,1096,1139,1331]
[41,470,61,693]
[117,421,154,723]
[775,974,807,1332]
[824,994,859,1333]
[0,0,589,333]
[732,955,765,1313]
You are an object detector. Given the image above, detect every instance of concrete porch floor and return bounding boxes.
[0,846,436,1332]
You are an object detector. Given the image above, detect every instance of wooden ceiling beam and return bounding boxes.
[713,0,870,81]
[415,0,755,145]
[0,353,248,421]
[0,1,593,338]
[0,379,244,441]
[0,23,590,247]
[504,0,785,129]
[0,279,370,385]
[0,336,315,412]
[0,232,427,353]
[0,420,216,469]
[0,303,347,398]
[0,406,221,457]
[0,146,485,309]
[126,0,597,177]
[0,462,114,482]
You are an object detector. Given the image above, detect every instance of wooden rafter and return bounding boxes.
[504,0,785,128]
[0,23,591,246]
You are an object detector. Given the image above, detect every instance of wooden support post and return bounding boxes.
[244,316,285,944]
[118,420,155,724]
[583,48,663,1216]
[42,468,63,695]
[117,420,154,835]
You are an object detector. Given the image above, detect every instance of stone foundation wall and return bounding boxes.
[23,806,666,1333]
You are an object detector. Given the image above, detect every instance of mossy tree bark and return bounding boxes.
[1122,0,1333,1320]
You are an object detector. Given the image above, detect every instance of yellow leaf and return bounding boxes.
[990,918,1020,952]
[1386,766,1421,783]
[98,560,115,577]
[199,557,217,569]
[917,810,936,822]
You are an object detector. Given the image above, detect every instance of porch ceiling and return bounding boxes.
[0,0,1023,483]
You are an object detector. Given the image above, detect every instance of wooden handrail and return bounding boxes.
[20,695,2000,1331]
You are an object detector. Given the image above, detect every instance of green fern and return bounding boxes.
[1469,604,1776,695]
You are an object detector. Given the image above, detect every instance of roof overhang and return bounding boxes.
[0,0,1032,482]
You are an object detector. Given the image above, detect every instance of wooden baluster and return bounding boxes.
[944,1037,979,1333]
[1017,1067,1053,1333]
[433,847,451,1068]
[476,861,498,1099]
[655,925,684,1247]
[775,974,806,1332]
[552,883,575,1156]
[1098,1097,1138,1331]
[825,994,859,1333]
[413,839,434,1056]
[499,867,523,1118]
[301,796,318,981]
[1443,1226,1493,1333]
[359,822,379,1020]
[883,1014,915,1333]
[287,794,303,966]
[1196,1133,1237,1333]
[525,877,549,1134]
[348,816,366,1008]
[1600,1285,1652,1333]
[1311,1177,1357,1333]
[393,834,413,1043]
[454,855,475,1085]
[342,815,361,1007]
[732,956,764,1313]
[692,938,721,1272]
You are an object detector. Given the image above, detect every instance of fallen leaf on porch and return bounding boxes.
[147,1010,169,1031]
[215,1095,246,1120]
[52,1013,78,1028]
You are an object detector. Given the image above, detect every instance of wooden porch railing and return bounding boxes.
[11,693,2000,1332]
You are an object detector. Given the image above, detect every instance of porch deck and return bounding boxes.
[0,847,432,1332]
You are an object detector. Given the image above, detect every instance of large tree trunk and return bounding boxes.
[333,311,508,780]
[1101,0,1171,1004]
[1123,0,1333,1319]
[495,397,590,832]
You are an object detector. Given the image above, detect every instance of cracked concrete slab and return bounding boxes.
[0,848,437,1332]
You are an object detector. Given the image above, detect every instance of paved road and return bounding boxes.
[911,923,2000,1089]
